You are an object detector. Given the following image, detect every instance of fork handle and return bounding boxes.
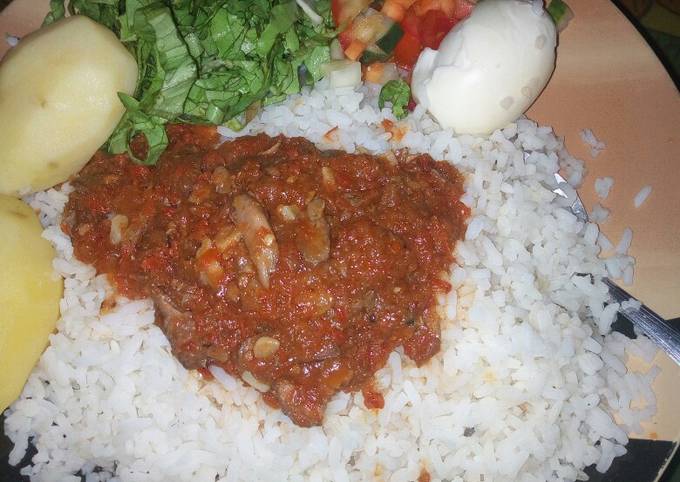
[603,278,680,365]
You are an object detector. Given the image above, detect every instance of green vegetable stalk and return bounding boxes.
[378,80,411,120]
[546,0,574,32]
[45,0,334,164]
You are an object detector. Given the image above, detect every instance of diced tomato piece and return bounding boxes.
[420,9,457,49]
[411,0,469,19]
[412,0,442,16]
[362,387,385,410]
[197,367,214,381]
[452,0,475,19]
[407,97,417,112]
[331,0,342,25]
[438,0,458,17]
[393,31,423,69]
[400,9,421,38]
[338,29,353,50]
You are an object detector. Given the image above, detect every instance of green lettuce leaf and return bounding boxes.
[379,79,411,120]
[43,0,334,164]
[42,0,66,25]
[109,93,168,165]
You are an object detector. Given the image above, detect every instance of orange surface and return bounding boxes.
[528,1,680,321]
[526,3,680,446]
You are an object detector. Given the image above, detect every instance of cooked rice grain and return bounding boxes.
[6,80,659,482]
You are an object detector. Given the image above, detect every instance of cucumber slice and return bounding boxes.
[322,60,363,88]
[375,21,403,54]
[330,39,346,60]
[361,45,390,63]
[547,0,574,32]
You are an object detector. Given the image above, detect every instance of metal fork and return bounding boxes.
[552,173,680,365]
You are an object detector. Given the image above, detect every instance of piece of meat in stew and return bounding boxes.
[63,125,468,426]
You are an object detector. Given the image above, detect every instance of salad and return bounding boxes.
[41,0,572,164]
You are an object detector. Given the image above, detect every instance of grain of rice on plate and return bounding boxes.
[5,79,660,482]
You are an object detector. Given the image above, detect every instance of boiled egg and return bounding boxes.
[411,0,557,135]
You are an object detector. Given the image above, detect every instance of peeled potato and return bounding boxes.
[0,15,138,195]
[0,195,62,411]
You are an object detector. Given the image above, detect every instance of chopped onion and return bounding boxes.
[296,0,323,25]
[109,214,128,244]
[323,60,362,88]
[330,39,345,60]
[242,371,270,393]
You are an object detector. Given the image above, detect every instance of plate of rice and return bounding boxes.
[1,0,679,481]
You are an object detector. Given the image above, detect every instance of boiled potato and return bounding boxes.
[0,195,62,411]
[0,15,138,196]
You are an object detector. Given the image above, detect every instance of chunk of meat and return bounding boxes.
[271,379,327,427]
[296,198,330,266]
[231,194,279,288]
[151,292,204,368]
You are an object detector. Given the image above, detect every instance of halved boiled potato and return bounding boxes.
[0,195,62,411]
[0,15,138,195]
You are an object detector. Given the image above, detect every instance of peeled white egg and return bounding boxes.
[411,0,557,135]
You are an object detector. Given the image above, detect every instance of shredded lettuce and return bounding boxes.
[378,80,410,120]
[46,0,333,164]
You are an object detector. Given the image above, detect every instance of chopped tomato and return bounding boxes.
[393,31,423,69]
[334,0,475,71]
[362,387,385,409]
[420,9,457,49]
[407,97,417,112]
[338,29,353,50]
[400,9,421,38]
[452,0,475,19]
[197,367,214,381]
[412,0,448,16]
[412,0,471,17]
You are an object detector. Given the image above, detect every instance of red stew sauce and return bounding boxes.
[64,125,468,426]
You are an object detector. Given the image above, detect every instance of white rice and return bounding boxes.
[633,186,652,208]
[590,203,610,223]
[594,177,614,200]
[579,129,606,158]
[6,80,660,482]
[615,228,633,255]
[597,232,614,252]
[4,33,19,47]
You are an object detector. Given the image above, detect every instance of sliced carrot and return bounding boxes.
[344,39,367,61]
[382,0,406,21]
[365,62,386,83]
